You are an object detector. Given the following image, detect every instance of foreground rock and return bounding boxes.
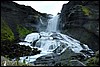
[34,47,92,66]
[1,56,47,66]
[1,40,41,59]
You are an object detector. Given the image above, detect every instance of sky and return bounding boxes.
[14,1,69,16]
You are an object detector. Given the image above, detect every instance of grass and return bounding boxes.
[81,5,91,16]
[1,56,47,66]
[17,24,33,38]
[1,17,14,41]
[1,56,33,66]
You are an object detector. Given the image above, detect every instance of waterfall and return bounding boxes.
[18,14,94,65]
[46,15,59,32]
[40,18,44,25]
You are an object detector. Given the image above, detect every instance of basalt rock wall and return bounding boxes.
[59,1,99,51]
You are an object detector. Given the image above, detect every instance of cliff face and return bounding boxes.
[1,1,50,59]
[1,1,49,42]
[60,1,99,51]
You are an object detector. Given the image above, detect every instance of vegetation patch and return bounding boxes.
[1,17,14,41]
[1,56,33,66]
[81,5,91,16]
[17,24,33,38]
[86,50,99,66]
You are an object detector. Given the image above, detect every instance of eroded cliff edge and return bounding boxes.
[59,1,99,51]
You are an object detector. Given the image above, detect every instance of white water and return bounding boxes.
[40,18,44,25]
[18,15,93,64]
[46,15,59,32]
[24,33,40,43]
[19,33,40,48]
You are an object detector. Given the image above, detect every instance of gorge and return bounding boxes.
[1,1,99,66]
[18,14,94,66]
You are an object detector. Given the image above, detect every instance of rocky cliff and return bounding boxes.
[1,1,50,59]
[59,1,99,51]
[1,1,50,42]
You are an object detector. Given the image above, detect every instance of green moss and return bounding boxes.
[86,50,99,66]
[17,24,33,38]
[81,6,91,16]
[1,17,14,41]
[86,57,99,66]
[87,57,95,66]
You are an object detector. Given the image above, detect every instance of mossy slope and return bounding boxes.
[1,17,14,41]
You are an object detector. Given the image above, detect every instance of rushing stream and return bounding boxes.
[18,14,94,65]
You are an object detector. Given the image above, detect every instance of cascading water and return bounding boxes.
[18,14,94,65]
[46,15,59,32]
[40,18,44,25]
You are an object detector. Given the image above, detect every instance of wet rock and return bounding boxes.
[69,60,86,66]
[34,53,56,66]
[34,48,81,66]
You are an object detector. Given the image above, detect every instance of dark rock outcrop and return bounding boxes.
[1,40,41,59]
[59,1,99,51]
[34,48,86,66]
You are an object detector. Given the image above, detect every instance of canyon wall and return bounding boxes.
[59,1,99,51]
